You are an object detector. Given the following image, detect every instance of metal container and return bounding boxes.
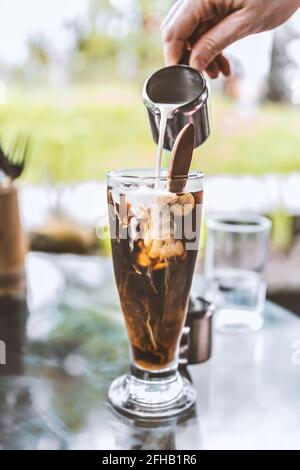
[180,296,214,365]
[143,65,210,151]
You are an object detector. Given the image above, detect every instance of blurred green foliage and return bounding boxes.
[68,0,166,83]
[1,85,300,184]
[77,33,120,62]
[270,210,293,251]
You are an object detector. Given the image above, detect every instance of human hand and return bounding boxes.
[161,0,300,78]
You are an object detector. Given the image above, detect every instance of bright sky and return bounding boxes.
[0,0,89,64]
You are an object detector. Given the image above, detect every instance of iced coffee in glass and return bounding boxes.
[107,169,203,419]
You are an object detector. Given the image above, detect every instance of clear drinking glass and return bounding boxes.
[107,169,203,419]
[204,213,271,333]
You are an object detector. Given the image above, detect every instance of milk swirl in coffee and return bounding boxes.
[108,180,202,370]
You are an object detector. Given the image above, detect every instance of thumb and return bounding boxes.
[190,11,250,71]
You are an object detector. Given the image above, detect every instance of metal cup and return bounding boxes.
[143,65,210,151]
[180,297,214,365]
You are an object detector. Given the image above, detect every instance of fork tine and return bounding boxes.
[10,134,21,164]
[18,134,25,165]
[16,134,25,165]
[22,135,30,168]
[18,135,25,165]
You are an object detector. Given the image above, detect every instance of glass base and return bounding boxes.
[215,308,264,333]
[108,367,196,420]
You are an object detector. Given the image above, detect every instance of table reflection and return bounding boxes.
[0,254,299,450]
[111,406,201,450]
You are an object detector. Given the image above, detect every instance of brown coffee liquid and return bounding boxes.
[108,187,203,371]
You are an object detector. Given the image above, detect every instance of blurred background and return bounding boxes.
[1,0,300,310]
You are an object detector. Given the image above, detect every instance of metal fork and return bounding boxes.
[7,135,30,180]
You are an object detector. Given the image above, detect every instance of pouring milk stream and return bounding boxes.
[155,102,187,180]
[143,65,211,182]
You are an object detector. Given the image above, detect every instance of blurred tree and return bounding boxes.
[77,32,119,62]
[70,0,121,80]
[26,35,51,83]
[134,0,166,76]
[27,36,50,67]
[70,0,171,82]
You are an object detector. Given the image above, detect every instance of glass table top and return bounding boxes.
[0,253,299,450]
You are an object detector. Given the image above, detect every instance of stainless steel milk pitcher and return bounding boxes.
[143,65,210,151]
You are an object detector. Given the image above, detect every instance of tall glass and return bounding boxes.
[205,213,271,333]
[107,169,203,419]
